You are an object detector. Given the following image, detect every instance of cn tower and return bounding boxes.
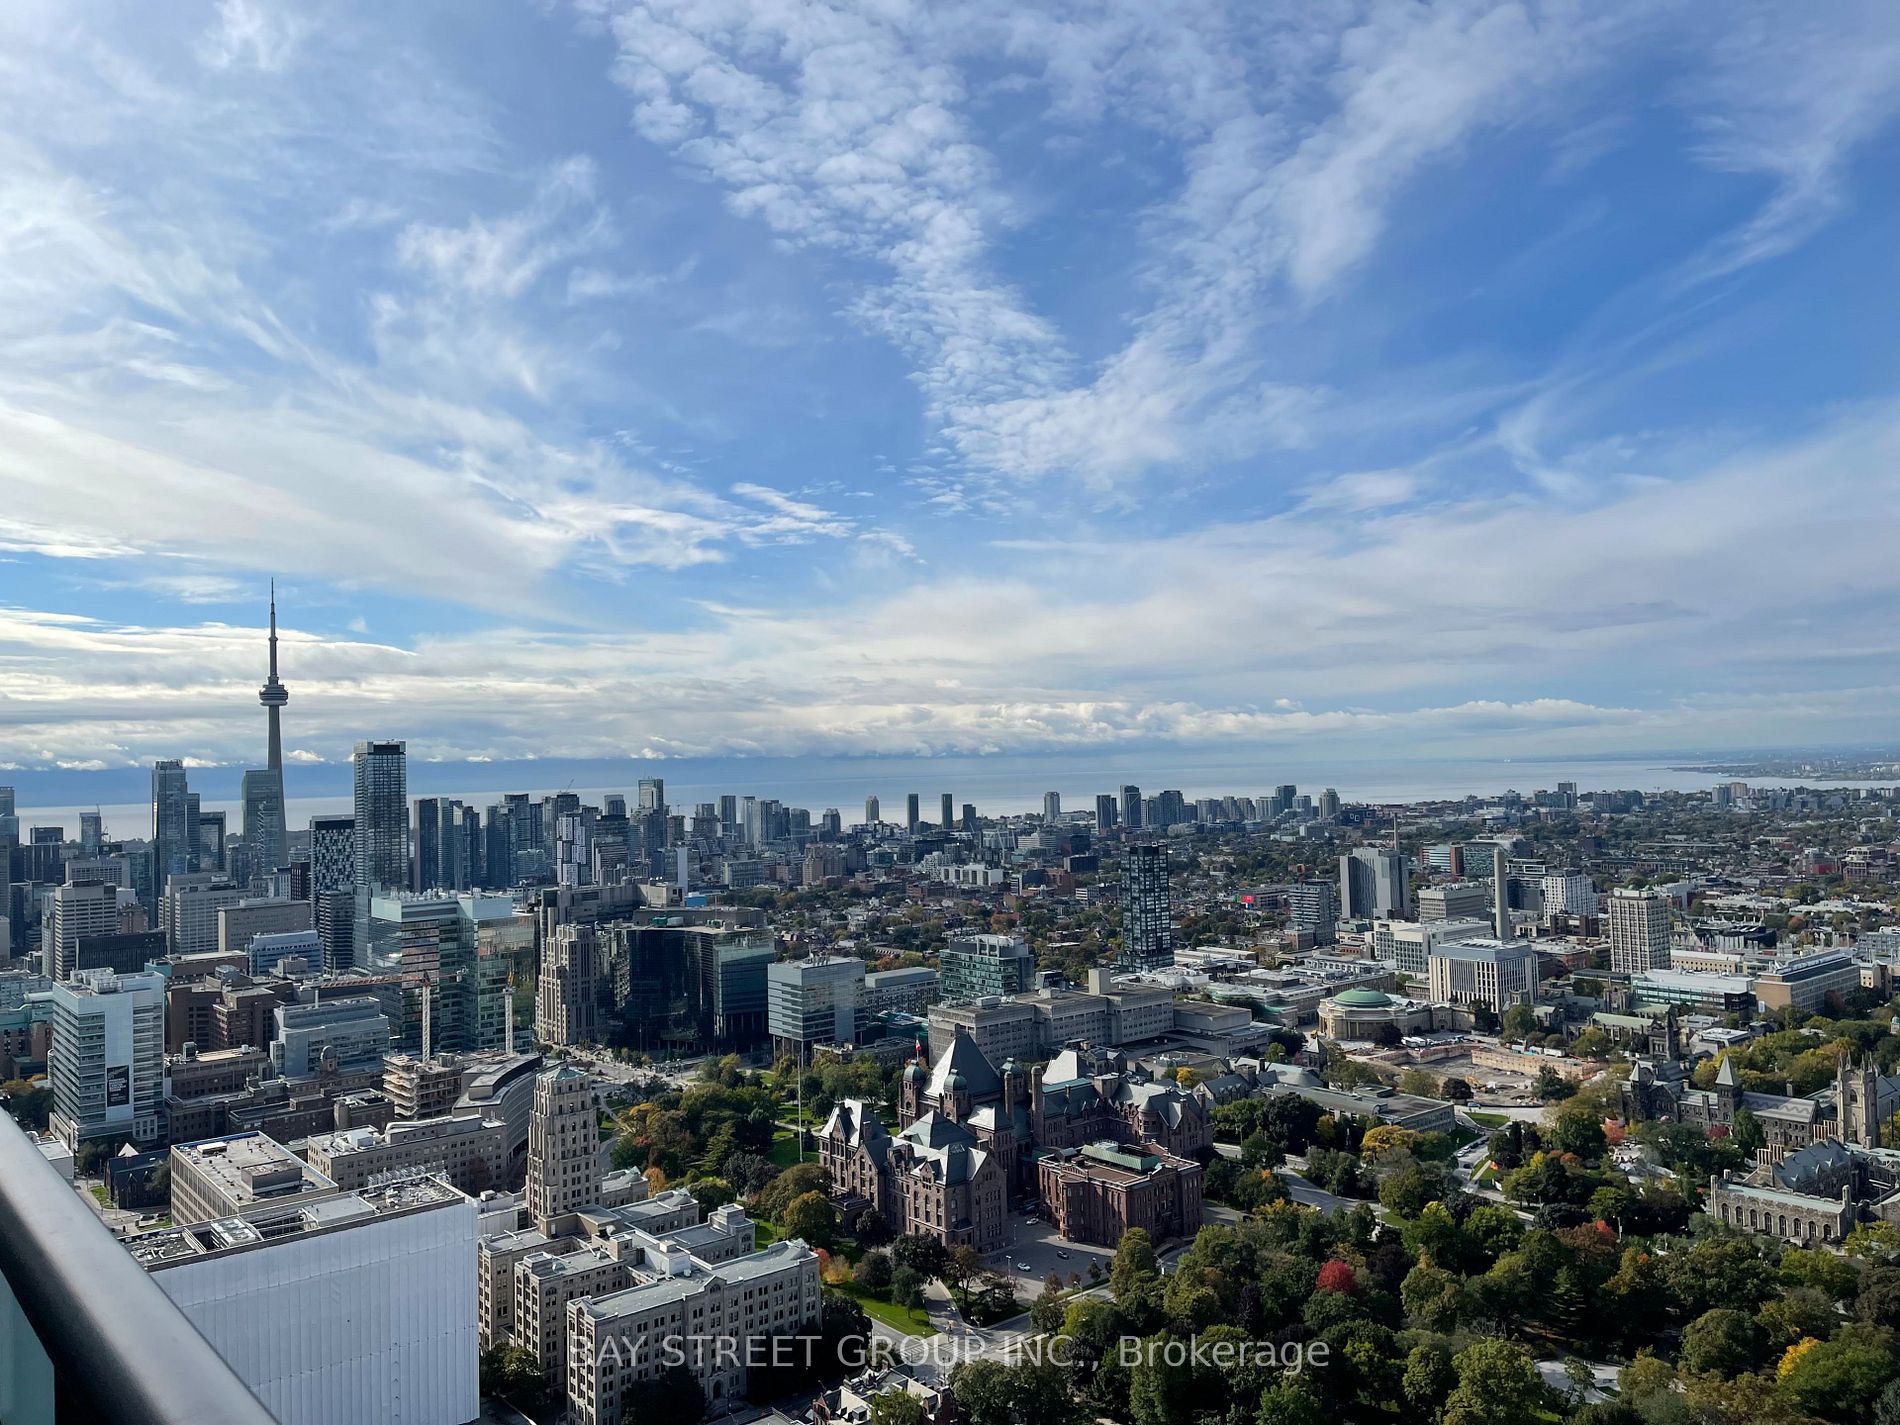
[240,581,291,874]
[260,580,288,776]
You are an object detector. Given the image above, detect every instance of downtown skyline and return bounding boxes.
[3,3,1900,775]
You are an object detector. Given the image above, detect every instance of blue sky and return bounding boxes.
[2,0,1898,777]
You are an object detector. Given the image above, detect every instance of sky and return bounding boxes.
[2,0,1899,784]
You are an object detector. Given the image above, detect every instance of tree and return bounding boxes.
[943,1243,985,1308]
[1534,1065,1575,1102]
[1402,1339,1457,1418]
[688,1175,735,1210]
[1442,1076,1474,1102]
[1502,1005,1538,1041]
[869,1390,928,1425]
[780,1190,837,1247]
[1,1079,54,1131]
[1032,1274,1067,1334]
[1546,1101,1607,1161]
[1110,1228,1159,1302]
[620,1364,704,1425]
[855,1250,894,1293]
[479,1344,548,1405]
[892,1233,949,1280]
[1680,1307,1764,1377]
[890,1265,925,1311]
[852,1205,893,1246]
[757,1161,827,1221]
[1441,1339,1550,1425]
[1256,1379,1326,1425]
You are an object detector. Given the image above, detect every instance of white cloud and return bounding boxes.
[6,403,1898,765]
[1675,2,1900,281]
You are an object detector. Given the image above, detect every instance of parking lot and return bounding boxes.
[980,1212,1116,1295]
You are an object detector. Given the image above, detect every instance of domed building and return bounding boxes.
[1318,986,1436,1042]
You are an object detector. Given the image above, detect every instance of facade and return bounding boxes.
[352,741,409,893]
[1120,843,1173,969]
[161,874,244,956]
[1754,952,1861,1016]
[169,1132,340,1225]
[1417,883,1491,922]
[536,923,600,1047]
[217,898,311,957]
[1426,938,1538,1013]
[527,1065,600,1233]
[1339,847,1410,920]
[766,954,864,1055]
[1368,916,1490,979]
[1287,880,1340,946]
[567,1238,820,1425]
[1541,872,1598,920]
[1318,986,1437,1040]
[1623,1050,1899,1160]
[1709,1137,1900,1244]
[272,997,391,1078]
[46,879,124,980]
[824,1030,1209,1250]
[1629,968,1756,1015]
[307,1109,508,1195]
[939,933,1036,1006]
[47,968,166,1147]
[1608,887,1671,974]
[1036,1140,1203,1247]
[152,759,196,897]
[136,1176,479,1425]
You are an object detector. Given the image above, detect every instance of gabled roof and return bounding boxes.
[1714,1056,1740,1088]
[926,1030,1001,1100]
[898,1110,974,1153]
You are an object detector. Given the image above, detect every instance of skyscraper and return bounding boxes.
[905,792,920,832]
[527,1065,600,1233]
[1120,784,1142,830]
[864,795,880,826]
[352,741,408,892]
[638,778,665,814]
[413,797,441,891]
[1119,842,1173,970]
[79,811,103,854]
[1043,791,1061,823]
[1340,847,1411,921]
[244,586,290,876]
[941,793,955,831]
[151,759,194,897]
[1608,887,1670,974]
[1095,794,1117,831]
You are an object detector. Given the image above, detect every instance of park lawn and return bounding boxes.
[754,1220,783,1247]
[1468,1111,1510,1128]
[831,1282,935,1337]
[767,1132,803,1169]
[89,1185,109,1207]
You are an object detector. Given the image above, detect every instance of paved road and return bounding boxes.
[1537,1357,1617,1404]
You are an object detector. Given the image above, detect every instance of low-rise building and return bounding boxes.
[566,1238,821,1425]
[306,1107,507,1195]
[1035,1140,1203,1247]
[1426,938,1538,1014]
[169,1130,339,1225]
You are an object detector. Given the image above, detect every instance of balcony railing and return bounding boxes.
[0,1111,278,1424]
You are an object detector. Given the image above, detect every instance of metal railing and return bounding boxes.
[0,1111,277,1424]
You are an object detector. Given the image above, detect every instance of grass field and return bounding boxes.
[1468,1111,1511,1128]
[831,1282,936,1336]
[767,1131,805,1169]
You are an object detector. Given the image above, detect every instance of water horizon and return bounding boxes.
[3,748,1884,842]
